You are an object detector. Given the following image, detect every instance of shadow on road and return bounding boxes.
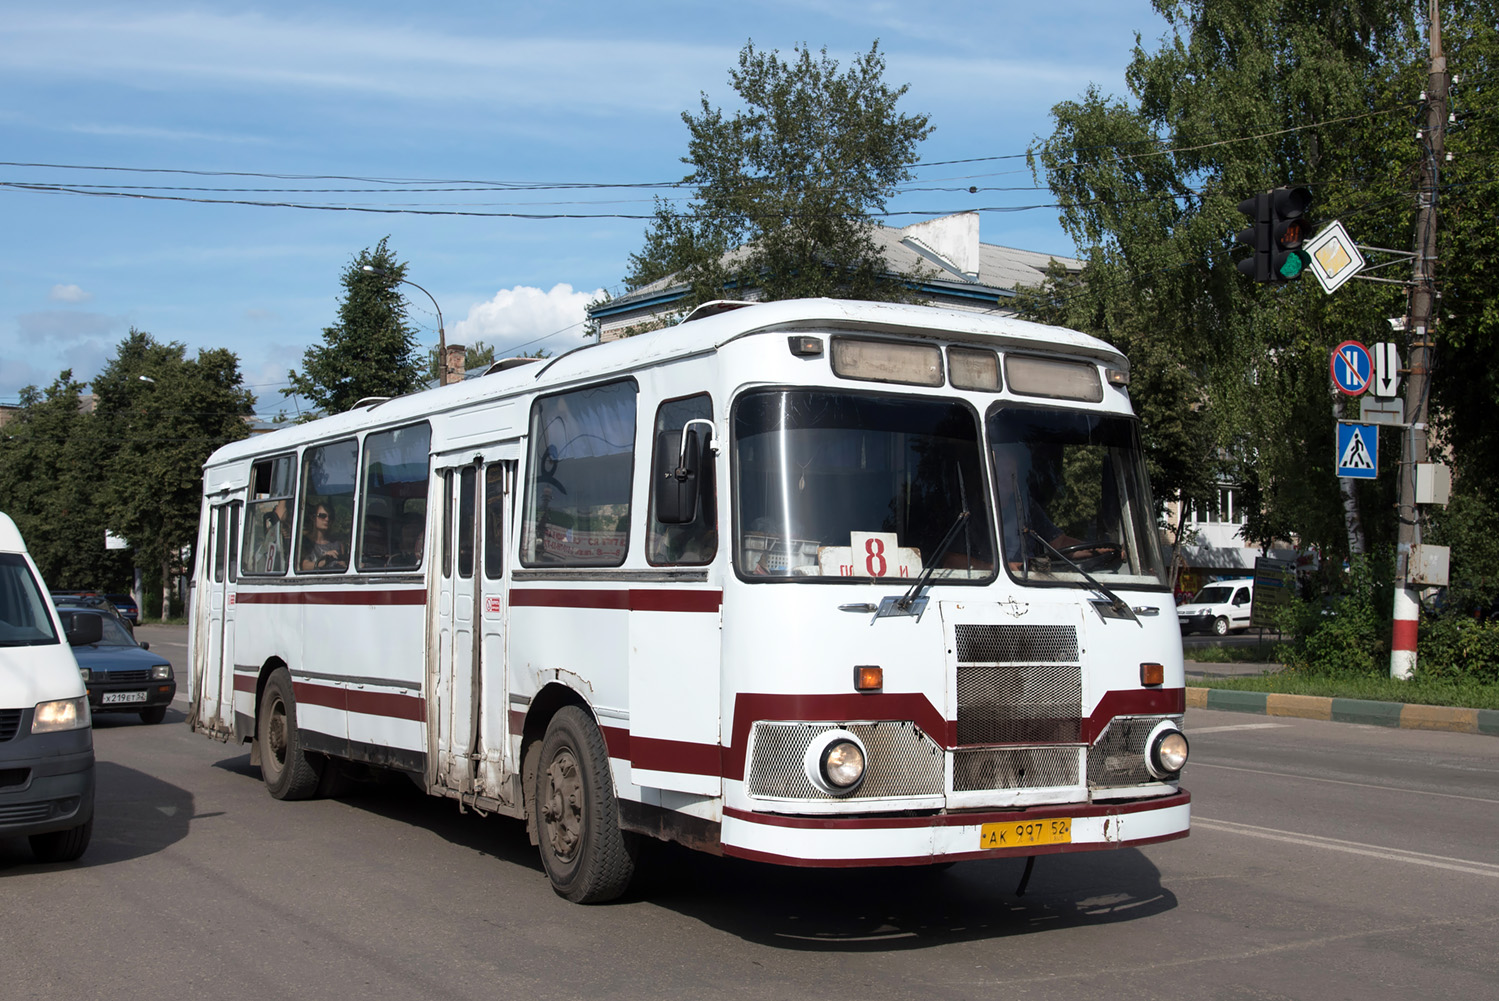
[632,841,1178,949]
[0,757,197,872]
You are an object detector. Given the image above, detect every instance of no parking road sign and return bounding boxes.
[1331,340,1372,396]
[1336,421,1378,479]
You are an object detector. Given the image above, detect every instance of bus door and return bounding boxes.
[197,498,240,737]
[429,450,517,802]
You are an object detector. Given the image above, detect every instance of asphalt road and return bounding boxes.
[3,627,1495,1000]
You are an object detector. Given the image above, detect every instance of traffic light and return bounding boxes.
[1235,186,1312,283]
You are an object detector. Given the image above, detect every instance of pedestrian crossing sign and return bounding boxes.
[1336,421,1378,479]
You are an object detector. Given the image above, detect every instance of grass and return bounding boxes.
[1185,641,1291,663]
[1186,669,1499,711]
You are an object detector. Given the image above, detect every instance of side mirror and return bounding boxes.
[66,612,103,647]
[654,429,702,525]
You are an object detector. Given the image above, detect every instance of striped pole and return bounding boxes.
[1391,583,1418,680]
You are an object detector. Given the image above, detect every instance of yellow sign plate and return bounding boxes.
[980,817,1072,849]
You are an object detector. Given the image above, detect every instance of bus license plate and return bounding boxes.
[102,691,147,705]
[980,818,1072,849]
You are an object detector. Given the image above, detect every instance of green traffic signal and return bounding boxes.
[1236,186,1313,283]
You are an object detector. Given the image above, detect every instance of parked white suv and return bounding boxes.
[1178,579,1256,636]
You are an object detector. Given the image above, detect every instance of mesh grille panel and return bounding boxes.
[746,721,943,800]
[1088,715,1183,788]
[955,665,1081,743]
[0,708,20,742]
[955,624,1077,664]
[953,747,1081,791]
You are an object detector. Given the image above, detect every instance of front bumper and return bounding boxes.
[0,723,96,838]
[721,789,1190,866]
[87,678,177,714]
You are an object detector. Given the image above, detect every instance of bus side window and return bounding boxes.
[520,380,637,568]
[647,393,717,566]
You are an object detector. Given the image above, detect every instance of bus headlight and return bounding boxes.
[804,729,867,795]
[1145,720,1189,779]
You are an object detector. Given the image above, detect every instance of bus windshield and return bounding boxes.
[733,390,994,580]
[988,406,1167,589]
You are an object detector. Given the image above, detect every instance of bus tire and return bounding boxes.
[258,668,322,800]
[535,706,636,903]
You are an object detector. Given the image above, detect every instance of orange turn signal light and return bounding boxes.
[1140,662,1165,687]
[854,665,883,692]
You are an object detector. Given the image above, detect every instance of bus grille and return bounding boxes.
[746,721,943,800]
[1088,715,1184,788]
[0,709,21,742]
[953,624,1081,745]
[953,746,1081,791]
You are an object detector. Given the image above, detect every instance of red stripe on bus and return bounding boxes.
[722,830,1191,868]
[509,588,721,613]
[630,734,722,776]
[234,589,426,606]
[346,689,425,721]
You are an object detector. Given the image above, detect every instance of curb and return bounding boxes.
[1184,686,1499,737]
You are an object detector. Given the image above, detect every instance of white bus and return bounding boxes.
[189,298,1190,902]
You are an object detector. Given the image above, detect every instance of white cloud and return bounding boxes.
[49,283,93,303]
[453,284,604,355]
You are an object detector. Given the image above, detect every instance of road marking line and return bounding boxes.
[1191,760,1499,805]
[1190,723,1291,734]
[1194,816,1499,878]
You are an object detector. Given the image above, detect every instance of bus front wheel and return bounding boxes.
[258,668,322,800]
[535,706,637,903]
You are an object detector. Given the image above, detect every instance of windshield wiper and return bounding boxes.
[1024,529,1140,625]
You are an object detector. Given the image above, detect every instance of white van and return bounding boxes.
[0,512,95,862]
[1177,578,1256,636]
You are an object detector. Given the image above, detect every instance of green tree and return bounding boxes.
[625,40,934,312]
[1021,0,1455,565]
[286,237,424,415]
[92,329,255,621]
[0,373,126,588]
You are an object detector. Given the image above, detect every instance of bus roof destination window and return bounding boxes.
[1004,355,1104,403]
[948,347,1001,391]
[830,338,942,387]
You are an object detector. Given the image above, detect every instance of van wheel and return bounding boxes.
[1212,616,1229,636]
[535,706,637,903]
[30,818,92,863]
[258,668,322,800]
[139,706,167,725]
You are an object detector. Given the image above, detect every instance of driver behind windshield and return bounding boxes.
[992,443,1084,570]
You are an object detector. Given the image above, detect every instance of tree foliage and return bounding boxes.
[286,237,424,416]
[625,40,933,311]
[0,331,254,612]
[0,373,126,589]
[1020,1,1499,568]
[92,329,255,618]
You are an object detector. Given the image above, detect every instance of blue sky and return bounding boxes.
[0,1,1168,416]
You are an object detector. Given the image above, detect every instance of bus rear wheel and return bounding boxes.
[258,668,322,800]
[535,706,636,903]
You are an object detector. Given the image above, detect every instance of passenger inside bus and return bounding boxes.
[253,499,292,574]
[390,512,425,568]
[301,503,348,571]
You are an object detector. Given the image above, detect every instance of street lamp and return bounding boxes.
[362,265,449,386]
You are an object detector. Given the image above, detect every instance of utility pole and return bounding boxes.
[1390,1,1447,680]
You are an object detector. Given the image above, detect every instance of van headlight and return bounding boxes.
[33,696,91,733]
[803,729,867,795]
[1145,719,1189,779]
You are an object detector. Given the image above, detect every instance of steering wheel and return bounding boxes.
[1057,541,1124,573]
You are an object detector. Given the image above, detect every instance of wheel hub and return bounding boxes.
[541,748,583,862]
